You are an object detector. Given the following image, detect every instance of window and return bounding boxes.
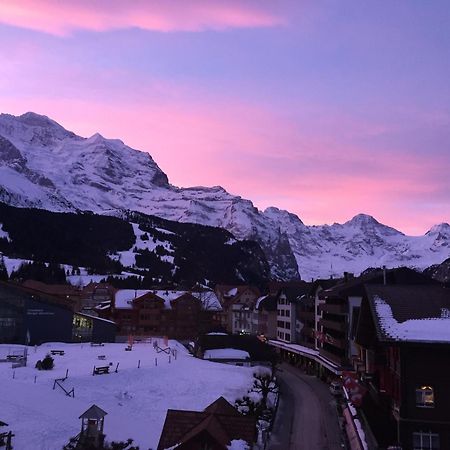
[285,333,290,341]
[413,431,439,449]
[281,310,285,317]
[416,386,435,408]
[286,310,290,317]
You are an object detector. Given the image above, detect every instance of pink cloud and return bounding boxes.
[0,0,284,36]
[1,49,448,237]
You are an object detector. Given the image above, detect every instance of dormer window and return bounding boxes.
[416,386,435,408]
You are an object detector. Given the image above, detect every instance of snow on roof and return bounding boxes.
[255,295,268,309]
[227,287,238,297]
[115,289,151,308]
[204,348,250,360]
[374,295,450,343]
[114,289,221,311]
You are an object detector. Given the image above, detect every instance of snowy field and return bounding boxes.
[0,341,257,450]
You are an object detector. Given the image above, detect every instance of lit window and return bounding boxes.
[413,431,439,449]
[416,386,435,408]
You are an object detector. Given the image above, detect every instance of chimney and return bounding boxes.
[343,272,354,282]
[383,266,387,285]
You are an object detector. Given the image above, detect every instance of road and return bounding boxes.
[269,363,344,450]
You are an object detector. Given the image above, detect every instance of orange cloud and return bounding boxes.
[0,0,284,36]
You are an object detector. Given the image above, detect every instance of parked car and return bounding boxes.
[329,380,342,396]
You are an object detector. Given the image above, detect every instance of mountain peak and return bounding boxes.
[0,111,74,143]
[427,223,450,235]
[19,112,62,128]
[345,213,380,227]
[88,132,106,142]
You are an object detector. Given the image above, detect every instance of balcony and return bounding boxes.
[319,318,347,332]
[318,303,347,315]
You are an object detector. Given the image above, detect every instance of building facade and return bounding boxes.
[215,285,260,334]
[100,289,222,339]
[355,284,450,450]
[0,282,115,344]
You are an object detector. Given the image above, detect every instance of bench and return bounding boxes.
[97,355,106,360]
[50,350,65,356]
[93,365,109,375]
[90,343,104,347]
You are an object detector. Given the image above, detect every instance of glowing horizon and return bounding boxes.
[0,1,449,235]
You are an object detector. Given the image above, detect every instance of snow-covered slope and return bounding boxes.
[0,112,449,280]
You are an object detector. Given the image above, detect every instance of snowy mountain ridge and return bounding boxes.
[0,112,449,280]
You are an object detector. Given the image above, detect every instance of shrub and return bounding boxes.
[41,354,54,370]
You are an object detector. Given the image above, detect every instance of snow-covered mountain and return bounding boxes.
[0,112,449,280]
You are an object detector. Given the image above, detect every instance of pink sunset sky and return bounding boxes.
[1,0,449,235]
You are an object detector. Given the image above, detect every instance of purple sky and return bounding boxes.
[0,1,449,234]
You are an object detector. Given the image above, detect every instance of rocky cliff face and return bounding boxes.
[0,112,449,280]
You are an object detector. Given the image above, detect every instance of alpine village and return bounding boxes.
[1,3,450,450]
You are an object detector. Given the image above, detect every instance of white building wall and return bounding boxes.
[276,292,294,343]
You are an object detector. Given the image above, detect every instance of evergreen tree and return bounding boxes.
[0,254,8,280]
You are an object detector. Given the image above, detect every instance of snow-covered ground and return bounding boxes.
[1,255,141,287]
[0,341,257,450]
[110,222,175,269]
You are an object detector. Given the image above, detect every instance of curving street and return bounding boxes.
[269,363,345,450]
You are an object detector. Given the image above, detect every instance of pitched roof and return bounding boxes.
[215,285,260,300]
[324,267,435,298]
[278,282,311,302]
[204,397,241,416]
[365,284,450,343]
[23,280,81,296]
[79,404,108,420]
[157,397,256,450]
[114,289,221,311]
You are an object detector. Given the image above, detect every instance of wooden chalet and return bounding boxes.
[157,397,257,450]
[98,289,221,339]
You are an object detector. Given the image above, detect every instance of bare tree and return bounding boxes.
[250,371,279,410]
